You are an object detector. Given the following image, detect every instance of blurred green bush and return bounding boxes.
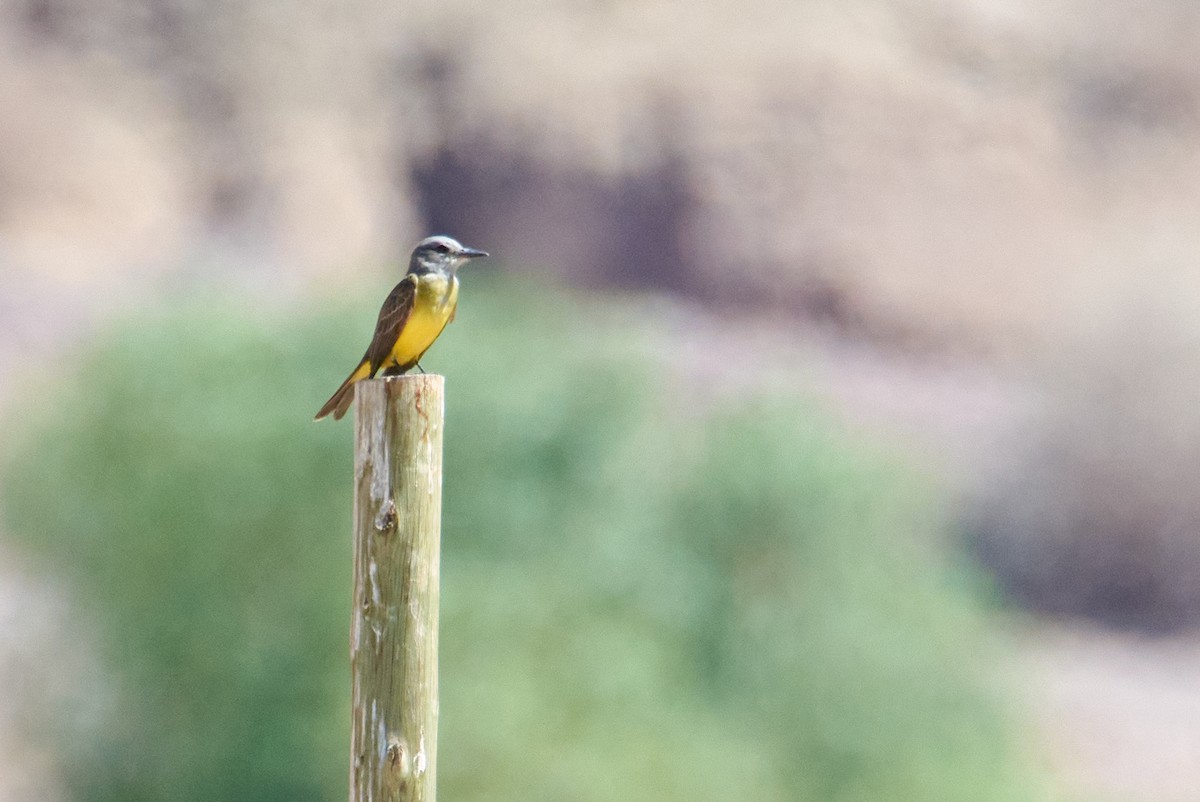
[3,275,1045,801]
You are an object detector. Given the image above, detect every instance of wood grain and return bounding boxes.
[351,375,443,802]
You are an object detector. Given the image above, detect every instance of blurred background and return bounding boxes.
[2,0,1200,799]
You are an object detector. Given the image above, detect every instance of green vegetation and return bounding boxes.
[3,276,1045,801]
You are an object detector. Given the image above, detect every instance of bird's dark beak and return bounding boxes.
[459,247,489,259]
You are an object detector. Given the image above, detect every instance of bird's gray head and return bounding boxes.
[409,235,489,275]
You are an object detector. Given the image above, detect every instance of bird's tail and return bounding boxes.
[314,359,373,421]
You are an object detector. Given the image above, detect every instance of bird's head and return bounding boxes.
[409,235,489,276]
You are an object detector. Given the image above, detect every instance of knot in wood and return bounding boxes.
[374,498,398,533]
[385,736,412,791]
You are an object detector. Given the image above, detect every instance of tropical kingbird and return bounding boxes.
[314,235,488,421]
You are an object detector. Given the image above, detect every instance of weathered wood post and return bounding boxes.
[350,375,443,802]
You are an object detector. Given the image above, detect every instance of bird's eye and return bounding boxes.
[431,242,450,254]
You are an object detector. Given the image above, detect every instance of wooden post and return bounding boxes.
[350,375,443,802]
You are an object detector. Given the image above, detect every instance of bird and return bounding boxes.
[314,235,489,420]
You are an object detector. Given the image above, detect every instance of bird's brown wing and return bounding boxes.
[313,275,417,420]
[364,275,418,369]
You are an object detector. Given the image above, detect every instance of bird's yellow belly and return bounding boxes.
[389,275,458,368]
